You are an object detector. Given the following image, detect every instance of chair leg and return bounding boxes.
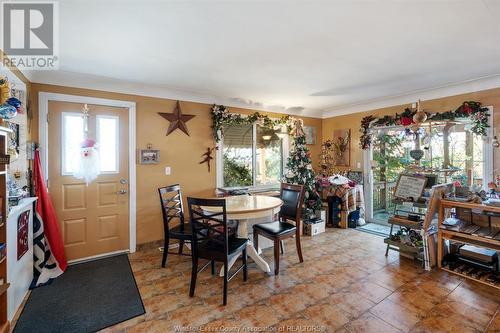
[253,229,259,251]
[223,262,228,305]
[178,240,184,254]
[161,236,169,268]
[243,247,248,282]
[189,257,198,297]
[211,260,215,275]
[280,240,285,254]
[295,234,304,263]
[274,238,280,275]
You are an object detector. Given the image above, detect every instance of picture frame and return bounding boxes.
[332,128,351,167]
[394,174,427,201]
[5,121,19,154]
[137,149,160,164]
[303,126,317,145]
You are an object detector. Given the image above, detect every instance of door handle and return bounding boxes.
[116,189,128,195]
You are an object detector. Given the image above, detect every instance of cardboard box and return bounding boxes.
[304,219,325,236]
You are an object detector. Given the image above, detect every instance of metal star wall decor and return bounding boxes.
[158,101,196,136]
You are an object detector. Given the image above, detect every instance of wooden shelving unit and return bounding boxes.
[0,127,10,332]
[437,199,500,290]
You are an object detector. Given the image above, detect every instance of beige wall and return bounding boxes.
[30,83,323,244]
[322,87,500,176]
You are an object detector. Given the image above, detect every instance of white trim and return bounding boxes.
[27,70,324,118]
[38,92,137,254]
[25,68,500,120]
[322,74,500,118]
[362,148,373,222]
[483,106,494,190]
[67,250,129,265]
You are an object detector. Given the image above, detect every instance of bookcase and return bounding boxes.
[0,127,11,333]
[438,199,500,289]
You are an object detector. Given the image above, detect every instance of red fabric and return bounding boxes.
[34,150,67,271]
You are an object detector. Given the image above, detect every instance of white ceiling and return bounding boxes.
[23,0,500,118]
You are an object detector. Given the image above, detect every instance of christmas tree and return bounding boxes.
[285,120,322,216]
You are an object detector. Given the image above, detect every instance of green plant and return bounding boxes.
[223,153,252,187]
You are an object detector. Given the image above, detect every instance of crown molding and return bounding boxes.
[321,74,500,118]
[24,70,324,118]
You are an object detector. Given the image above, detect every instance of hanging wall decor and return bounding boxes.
[332,129,351,166]
[137,143,160,164]
[359,101,489,149]
[73,104,100,185]
[158,101,196,136]
[199,146,217,172]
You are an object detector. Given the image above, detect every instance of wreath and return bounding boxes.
[359,101,489,149]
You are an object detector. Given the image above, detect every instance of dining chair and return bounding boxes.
[158,184,192,268]
[187,197,248,305]
[253,183,305,275]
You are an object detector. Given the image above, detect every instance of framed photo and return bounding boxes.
[137,149,160,164]
[304,126,317,145]
[394,174,427,201]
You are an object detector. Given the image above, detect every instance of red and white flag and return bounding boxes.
[31,150,67,287]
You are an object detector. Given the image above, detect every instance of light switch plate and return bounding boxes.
[356,162,361,169]
[165,166,171,175]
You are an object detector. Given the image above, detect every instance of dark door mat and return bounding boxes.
[14,254,145,333]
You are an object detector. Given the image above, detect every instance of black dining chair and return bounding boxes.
[158,184,192,268]
[187,197,248,305]
[253,183,305,275]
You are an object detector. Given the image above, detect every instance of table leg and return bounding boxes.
[219,218,272,276]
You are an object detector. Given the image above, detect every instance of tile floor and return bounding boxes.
[103,229,500,333]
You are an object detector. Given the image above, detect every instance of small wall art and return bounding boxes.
[332,129,351,166]
[137,143,160,164]
[304,126,317,145]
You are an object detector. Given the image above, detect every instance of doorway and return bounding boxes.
[39,93,136,262]
[363,111,493,226]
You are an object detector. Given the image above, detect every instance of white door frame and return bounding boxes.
[38,92,137,257]
[363,105,494,223]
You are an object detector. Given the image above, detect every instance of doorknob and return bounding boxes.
[116,189,128,195]
[120,179,128,184]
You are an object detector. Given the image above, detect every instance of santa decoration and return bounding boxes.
[73,137,100,185]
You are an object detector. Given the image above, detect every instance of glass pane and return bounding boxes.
[222,124,253,187]
[62,113,84,174]
[97,116,119,173]
[256,125,283,186]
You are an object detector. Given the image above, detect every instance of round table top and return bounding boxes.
[203,195,283,215]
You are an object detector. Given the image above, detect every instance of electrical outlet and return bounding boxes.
[165,166,171,175]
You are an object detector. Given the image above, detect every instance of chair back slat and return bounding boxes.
[187,197,229,255]
[279,183,305,222]
[158,184,185,233]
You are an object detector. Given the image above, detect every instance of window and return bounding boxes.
[61,113,84,175]
[97,115,119,173]
[61,112,119,175]
[219,124,288,188]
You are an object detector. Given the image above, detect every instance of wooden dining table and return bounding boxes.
[202,195,283,275]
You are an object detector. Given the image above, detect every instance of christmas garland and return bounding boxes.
[359,101,489,149]
[211,104,294,142]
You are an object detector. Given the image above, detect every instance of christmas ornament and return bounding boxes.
[72,104,100,185]
[73,138,100,185]
[412,100,427,124]
[158,101,196,136]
